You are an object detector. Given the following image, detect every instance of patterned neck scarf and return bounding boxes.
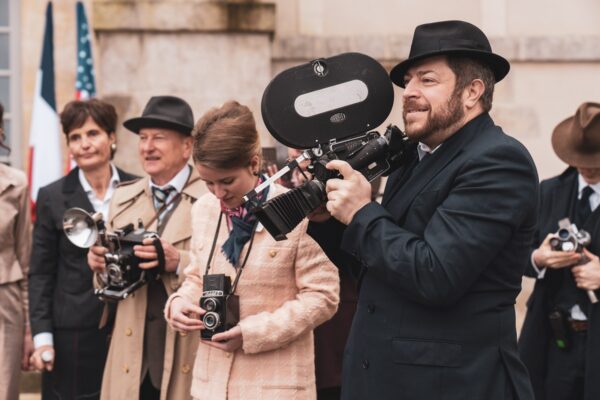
[220,175,269,266]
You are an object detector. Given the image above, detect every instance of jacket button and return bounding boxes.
[362,359,369,369]
[180,331,188,337]
[269,249,277,258]
[181,364,191,374]
[123,365,129,373]
[125,328,132,336]
[367,304,376,314]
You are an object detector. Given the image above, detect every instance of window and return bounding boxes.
[0,0,21,167]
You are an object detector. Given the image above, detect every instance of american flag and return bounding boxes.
[75,1,95,100]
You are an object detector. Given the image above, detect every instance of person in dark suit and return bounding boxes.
[519,102,600,400]
[28,99,137,399]
[307,20,538,400]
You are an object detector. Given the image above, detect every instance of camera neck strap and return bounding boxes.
[204,211,258,295]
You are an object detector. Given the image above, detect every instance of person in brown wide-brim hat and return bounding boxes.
[552,102,600,168]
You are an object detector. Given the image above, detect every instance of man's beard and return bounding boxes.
[402,91,465,142]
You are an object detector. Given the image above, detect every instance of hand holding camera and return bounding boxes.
[64,207,165,301]
[533,233,582,270]
[542,218,598,303]
[323,159,372,225]
[168,296,205,332]
[134,238,180,272]
[572,248,600,292]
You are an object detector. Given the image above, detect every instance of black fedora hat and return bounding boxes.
[123,95,194,135]
[390,20,510,88]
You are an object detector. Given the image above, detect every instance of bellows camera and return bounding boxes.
[63,208,165,301]
[549,217,597,303]
[243,52,410,240]
[200,274,240,340]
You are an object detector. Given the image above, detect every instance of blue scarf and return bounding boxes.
[220,175,269,266]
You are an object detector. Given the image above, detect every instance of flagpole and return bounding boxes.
[28,1,62,218]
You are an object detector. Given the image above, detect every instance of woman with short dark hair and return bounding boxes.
[28,99,137,399]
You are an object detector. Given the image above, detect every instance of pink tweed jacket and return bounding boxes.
[166,184,340,400]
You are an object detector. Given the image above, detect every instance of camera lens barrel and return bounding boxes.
[202,298,220,312]
[203,312,221,330]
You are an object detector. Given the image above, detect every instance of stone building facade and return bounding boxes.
[11,0,600,329]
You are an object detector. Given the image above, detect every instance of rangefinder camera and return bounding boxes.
[200,274,240,340]
[549,218,591,253]
[63,208,165,301]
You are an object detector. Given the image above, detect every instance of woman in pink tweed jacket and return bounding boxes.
[164,101,340,400]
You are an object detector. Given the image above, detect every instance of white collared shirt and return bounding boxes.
[577,174,600,211]
[78,164,121,221]
[417,142,442,160]
[148,164,191,197]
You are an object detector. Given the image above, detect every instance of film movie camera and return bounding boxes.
[244,52,411,240]
[200,274,240,340]
[550,217,598,303]
[63,208,165,301]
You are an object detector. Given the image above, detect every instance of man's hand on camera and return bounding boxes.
[29,345,54,372]
[88,246,107,273]
[167,296,205,332]
[532,234,581,269]
[135,238,180,272]
[307,204,332,223]
[205,325,243,353]
[324,160,371,225]
[572,248,600,291]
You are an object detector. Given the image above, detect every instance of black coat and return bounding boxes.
[29,167,138,335]
[518,167,600,400]
[309,113,538,400]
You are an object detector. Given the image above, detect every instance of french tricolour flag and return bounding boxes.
[28,1,62,215]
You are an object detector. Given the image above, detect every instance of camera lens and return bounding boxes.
[202,298,219,312]
[203,312,220,330]
[558,229,570,239]
[107,264,123,282]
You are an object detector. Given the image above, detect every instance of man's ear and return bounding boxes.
[463,79,485,110]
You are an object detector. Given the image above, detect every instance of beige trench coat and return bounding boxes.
[165,184,340,400]
[0,164,31,400]
[99,168,203,400]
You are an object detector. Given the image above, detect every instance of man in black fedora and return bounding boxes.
[519,102,600,400]
[308,20,537,399]
[87,95,203,400]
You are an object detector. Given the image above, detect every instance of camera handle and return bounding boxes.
[152,237,166,272]
[244,150,312,203]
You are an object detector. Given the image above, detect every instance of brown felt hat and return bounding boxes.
[552,102,600,168]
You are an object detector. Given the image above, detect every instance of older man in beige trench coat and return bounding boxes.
[88,96,203,400]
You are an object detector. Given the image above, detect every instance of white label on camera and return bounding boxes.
[203,290,225,297]
[294,80,369,118]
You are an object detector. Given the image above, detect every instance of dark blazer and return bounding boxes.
[29,166,138,335]
[309,113,538,400]
[519,167,600,400]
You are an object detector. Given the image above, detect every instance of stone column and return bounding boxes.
[92,0,276,175]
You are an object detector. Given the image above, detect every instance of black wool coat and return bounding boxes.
[309,113,538,400]
[519,167,600,400]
